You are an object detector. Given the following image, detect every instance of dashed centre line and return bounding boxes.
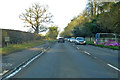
[77,47,79,49]
[71,43,120,72]
[84,51,91,55]
[107,64,120,72]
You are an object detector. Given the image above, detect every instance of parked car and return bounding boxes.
[70,37,76,43]
[64,38,68,41]
[67,38,71,42]
[58,38,65,43]
[75,37,86,45]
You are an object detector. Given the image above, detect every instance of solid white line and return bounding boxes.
[107,64,120,72]
[84,51,91,55]
[3,47,49,80]
[5,68,22,79]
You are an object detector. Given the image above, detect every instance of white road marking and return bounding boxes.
[0,70,8,76]
[77,47,79,49]
[94,57,97,59]
[3,47,50,80]
[107,64,120,72]
[79,48,120,72]
[84,51,91,55]
[5,68,22,79]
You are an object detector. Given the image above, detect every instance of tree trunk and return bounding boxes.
[35,26,39,34]
[94,2,97,16]
[91,1,94,17]
[97,2,99,15]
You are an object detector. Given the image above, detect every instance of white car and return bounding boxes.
[70,37,76,43]
[75,37,86,45]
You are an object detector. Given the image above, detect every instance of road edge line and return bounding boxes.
[2,47,50,80]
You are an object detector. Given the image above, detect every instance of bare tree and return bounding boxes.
[19,3,53,34]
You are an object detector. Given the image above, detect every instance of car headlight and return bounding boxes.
[77,41,79,43]
[83,41,86,43]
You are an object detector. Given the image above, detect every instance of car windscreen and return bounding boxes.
[77,38,85,40]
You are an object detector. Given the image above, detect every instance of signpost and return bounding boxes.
[5,37,10,46]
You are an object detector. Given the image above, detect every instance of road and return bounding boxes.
[71,43,119,68]
[11,42,118,78]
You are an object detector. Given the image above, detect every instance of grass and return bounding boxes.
[1,40,46,55]
[86,41,94,45]
[47,39,57,43]
[1,39,57,55]
[86,41,119,50]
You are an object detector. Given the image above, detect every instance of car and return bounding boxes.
[64,38,68,41]
[67,38,71,42]
[75,37,86,45]
[70,37,76,43]
[58,38,65,43]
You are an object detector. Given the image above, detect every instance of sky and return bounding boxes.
[0,0,88,34]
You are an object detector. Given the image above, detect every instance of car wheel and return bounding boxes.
[75,42,77,45]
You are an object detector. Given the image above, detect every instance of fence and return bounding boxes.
[85,37,95,42]
[85,33,120,45]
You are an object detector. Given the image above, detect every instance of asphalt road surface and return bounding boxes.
[12,42,118,78]
[70,43,119,68]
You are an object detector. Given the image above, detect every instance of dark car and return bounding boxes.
[58,38,65,43]
[75,37,86,45]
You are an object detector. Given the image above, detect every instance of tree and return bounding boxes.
[60,10,90,37]
[97,1,100,15]
[86,1,94,18]
[97,2,120,33]
[46,26,59,39]
[19,3,53,34]
[94,2,97,16]
[61,1,120,38]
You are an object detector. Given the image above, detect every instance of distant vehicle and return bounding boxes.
[70,37,76,43]
[64,38,68,41]
[67,38,71,42]
[58,38,65,43]
[75,37,86,45]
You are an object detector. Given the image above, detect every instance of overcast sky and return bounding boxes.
[0,0,88,34]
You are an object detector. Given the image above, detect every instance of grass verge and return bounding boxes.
[86,41,119,50]
[47,39,57,43]
[1,40,45,55]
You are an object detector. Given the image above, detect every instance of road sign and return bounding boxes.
[5,37,10,42]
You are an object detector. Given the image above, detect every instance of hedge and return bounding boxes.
[1,29,42,47]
